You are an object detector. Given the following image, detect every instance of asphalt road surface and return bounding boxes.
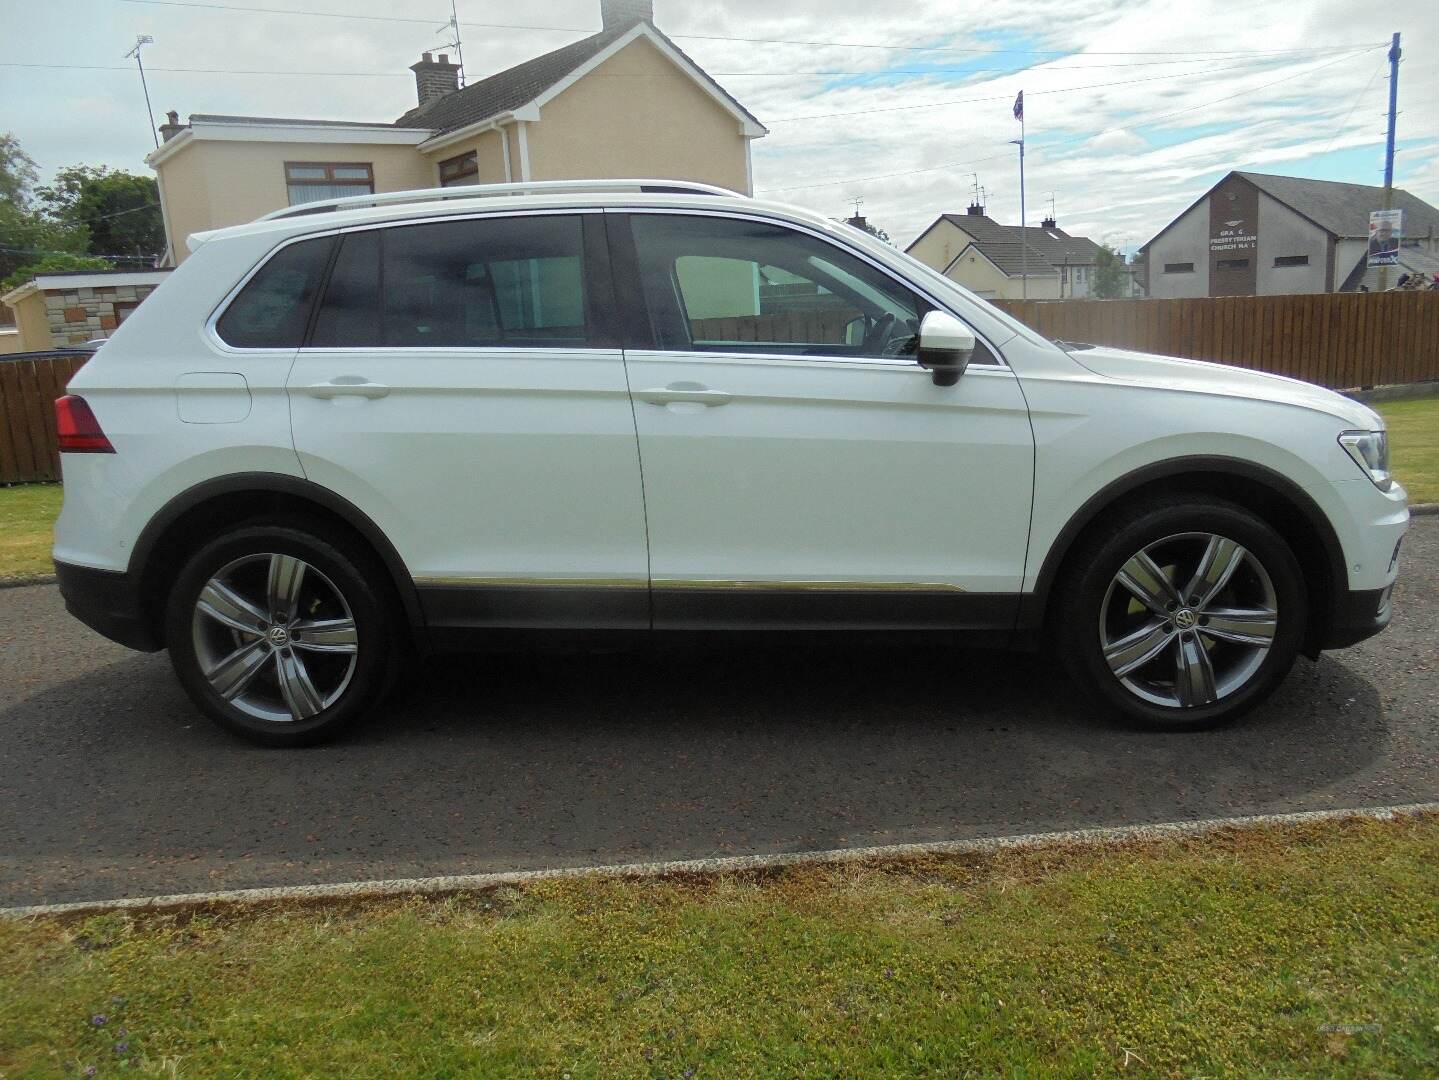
[2,519,1435,908]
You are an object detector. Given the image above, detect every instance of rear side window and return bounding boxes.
[215,236,333,349]
[310,215,590,349]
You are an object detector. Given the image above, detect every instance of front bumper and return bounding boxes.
[1317,583,1395,650]
[54,560,162,652]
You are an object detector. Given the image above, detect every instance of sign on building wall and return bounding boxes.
[1209,218,1257,253]
[1367,209,1403,267]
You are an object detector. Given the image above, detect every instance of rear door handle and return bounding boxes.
[635,384,731,407]
[300,378,390,400]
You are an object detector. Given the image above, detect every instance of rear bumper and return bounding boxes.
[1316,584,1394,651]
[54,560,162,652]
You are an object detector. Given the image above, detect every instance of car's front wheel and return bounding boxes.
[1056,496,1308,731]
[165,521,396,746]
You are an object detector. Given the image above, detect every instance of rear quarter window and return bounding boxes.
[215,236,334,349]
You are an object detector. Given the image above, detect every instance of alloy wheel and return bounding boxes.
[191,553,359,723]
[1099,532,1279,709]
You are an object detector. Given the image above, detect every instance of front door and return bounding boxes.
[612,211,1035,630]
[286,212,649,632]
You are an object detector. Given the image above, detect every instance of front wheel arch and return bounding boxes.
[1023,457,1345,655]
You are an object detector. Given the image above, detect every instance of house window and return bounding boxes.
[1273,255,1309,267]
[1216,258,1250,271]
[438,151,478,187]
[284,162,374,206]
[1163,262,1195,274]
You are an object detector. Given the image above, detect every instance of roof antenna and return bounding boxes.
[1047,192,1057,222]
[849,194,865,219]
[124,34,159,148]
[436,0,466,86]
[968,173,980,206]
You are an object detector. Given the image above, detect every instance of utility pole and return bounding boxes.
[1378,31,1401,292]
[125,35,158,149]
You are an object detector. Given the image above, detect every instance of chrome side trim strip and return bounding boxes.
[414,576,968,594]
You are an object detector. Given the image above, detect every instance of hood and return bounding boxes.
[1064,345,1382,429]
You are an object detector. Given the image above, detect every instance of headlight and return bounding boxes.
[1338,430,1392,491]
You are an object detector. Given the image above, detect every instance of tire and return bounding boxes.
[1054,495,1308,732]
[165,519,397,747]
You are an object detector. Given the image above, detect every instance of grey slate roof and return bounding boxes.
[933,212,1098,276]
[1237,171,1439,239]
[392,21,764,136]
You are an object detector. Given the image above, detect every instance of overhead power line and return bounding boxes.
[0,53,1340,78]
[115,0,1383,59]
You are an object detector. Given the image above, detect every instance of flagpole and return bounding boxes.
[1019,112,1026,300]
[1011,91,1027,300]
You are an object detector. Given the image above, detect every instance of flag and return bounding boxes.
[1013,90,1024,121]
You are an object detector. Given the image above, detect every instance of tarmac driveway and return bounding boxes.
[1,518,1435,908]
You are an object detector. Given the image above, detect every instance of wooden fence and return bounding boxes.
[0,353,89,484]
[993,291,1439,390]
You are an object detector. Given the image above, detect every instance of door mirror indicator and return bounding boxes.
[917,310,976,386]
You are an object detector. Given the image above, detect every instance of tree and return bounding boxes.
[0,132,39,206]
[0,251,110,295]
[1092,244,1130,299]
[36,165,163,264]
[0,133,91,291]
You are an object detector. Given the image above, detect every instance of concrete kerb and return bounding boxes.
[5,801,1436,921]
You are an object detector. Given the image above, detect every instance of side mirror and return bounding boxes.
[917,310,976,387]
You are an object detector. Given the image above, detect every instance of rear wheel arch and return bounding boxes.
[130,473,425,649]
[1024,457,1345,652]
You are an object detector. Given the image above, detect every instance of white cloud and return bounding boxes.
[1,0,1434,253]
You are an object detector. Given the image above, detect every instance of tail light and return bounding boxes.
[55,395,115,453]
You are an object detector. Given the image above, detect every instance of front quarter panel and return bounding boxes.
[1013,351,1405,595]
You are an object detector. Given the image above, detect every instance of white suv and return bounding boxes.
[52,180,1408,745]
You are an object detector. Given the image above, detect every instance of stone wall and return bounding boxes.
[43,282,160,345]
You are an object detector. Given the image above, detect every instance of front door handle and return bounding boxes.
[635,383,732,407]
[299,377,390,400]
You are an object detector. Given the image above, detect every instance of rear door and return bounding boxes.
[285,211,650,632]
[611,210,1035,631]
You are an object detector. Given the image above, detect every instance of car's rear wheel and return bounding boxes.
[1055,496,1308,731]
[165,521,395,746]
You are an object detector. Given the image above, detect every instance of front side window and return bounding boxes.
[215,235,333,349]
[310,215,590,349]
[629,214,934,361]
[285,162,374,206]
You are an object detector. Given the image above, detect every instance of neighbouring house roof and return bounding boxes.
[913,213,1096,278]
[1141,170,1439,252]
[394,20,766,141]
[1236,171,1439,239]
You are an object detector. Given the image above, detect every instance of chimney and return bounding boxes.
[410,52,460,108]
[1041,215,1057,229]
[601,0,654,30]
[965,202,985,216]
[159,110,186,143]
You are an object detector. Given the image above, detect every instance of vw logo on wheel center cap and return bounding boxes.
[267,625,290,647]
[1173,608,1197,630]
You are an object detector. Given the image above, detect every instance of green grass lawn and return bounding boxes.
[2,814,1436,1078]
[1375,395,1439,504]
[0,483,62,583]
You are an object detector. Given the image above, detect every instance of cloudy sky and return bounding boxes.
[3,0,1435,252]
